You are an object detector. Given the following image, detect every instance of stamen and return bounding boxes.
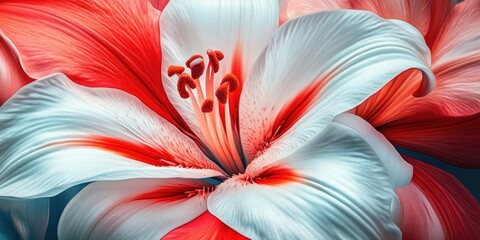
[201,99,214,113]
[221,73,239,92]
[215,82,230,104]
[177,73,196,99]
[214,50,224,61]
[167,65,185,77]
[186,54,205,79]
[207,49,220,73]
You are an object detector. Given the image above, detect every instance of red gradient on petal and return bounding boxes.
[148,0,169,11]
[397,156,480,239]
[162,211,248,240]
[55,136,179,167]
[133,185,205,203]
[0,0,192,135]
[266,80,325,143]
[0,34,32,105]
[380,113,480,168]
[253,166,299,186]
[239,165,300,186]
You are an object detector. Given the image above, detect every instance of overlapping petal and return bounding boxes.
[240,10,434,162]
[208,114,410,239]
[0,0,188,130]
[58,178,212,239]
[0,32,31,105]
[396,156,480,239]
[0,74,224,198]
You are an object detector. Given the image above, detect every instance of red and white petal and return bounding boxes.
[208,114,410,239]
[160,0,278,141]
[0,74,224,198]
[396,156,480,239]
[240,10,434,162]
[417,0,480,117]
[0,32,31,105]
[58,179,212,240]
[381,113,480,168]
[0,198,49,240]
[162,211,247,240]
[0,0,187,130]
[280,0,454,45]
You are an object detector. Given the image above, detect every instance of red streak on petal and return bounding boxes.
[133,185,201,203]
[240,165,300,186]
[266,80,325,143]
[162,211,248,240]
[54,136,178,167]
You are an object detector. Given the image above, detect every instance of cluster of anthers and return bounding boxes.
[168,49,244,174]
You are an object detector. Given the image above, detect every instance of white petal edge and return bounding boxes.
[0,73,223,198]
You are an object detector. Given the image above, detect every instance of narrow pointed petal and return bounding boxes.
[0,32,31,105]
[0,74,223,198]
[58,179,213,240]
[209,114,410,239]
[396,156,480,239]
[161,0,278,140]
[0,198,49,240]
[240,10,434,162]
[0,0,187,130]
[162,211,247,240]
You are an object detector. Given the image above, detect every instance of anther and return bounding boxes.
[186,55,205,79]
[177,73,196,99]
[207,49,220,73]
[167,65,185,77]
[215,82,230,104]
[201,99,214,113]
[214,50,224,61]
[221,73,239,92]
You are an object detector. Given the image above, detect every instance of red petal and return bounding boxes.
[396,156,480,239]
[0,0,189,132]
[380,113,480,168]
[0,33,32,105]
[162,211,248,240]
[149,0,169,11]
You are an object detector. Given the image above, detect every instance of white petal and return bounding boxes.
[0,74,224,198]
[0,197,49,240]
[209,115,409,239]
[333,113,412,187]
[160,0,278,142]
[58,178,211,240]
[240,10,434,162]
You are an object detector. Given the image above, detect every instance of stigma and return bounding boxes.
[168,49,243,175]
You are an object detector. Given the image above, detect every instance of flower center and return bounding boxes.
[168,49,244,175]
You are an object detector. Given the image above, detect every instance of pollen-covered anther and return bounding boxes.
[177,73,196,99]
[201,99,214,113]
[186,54,205,79]
[215,82,230,104]
[221,73,239,92]
[207,49,220,73]
[167,65,185,77]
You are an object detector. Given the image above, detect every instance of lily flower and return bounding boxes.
[0,0,472,239]
[280,0,480,238]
